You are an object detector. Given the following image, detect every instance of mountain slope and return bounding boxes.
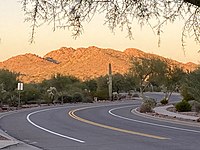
[0,46,198,83]
[0,54,57,83]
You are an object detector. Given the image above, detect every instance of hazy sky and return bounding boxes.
[0,0,200,63]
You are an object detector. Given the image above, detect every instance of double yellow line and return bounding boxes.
[68,107,169,140]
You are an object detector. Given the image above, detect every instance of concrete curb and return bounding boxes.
[153,105,200,121]
[132,107,200,128]
[0,140,20,149]
[0,110,42,150]
[0,129,21,149]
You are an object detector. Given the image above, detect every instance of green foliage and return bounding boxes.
[112,73,138,93]
[82,96,93,103]
[47,87,58,103]
[0,69,19,107]
[42,92,52,105]
[129,57,167,93]
[160,98,168,105]
[7,93,18,107]
[123,74,138,91]
[94,90,109,100]
[180,85,194,101]
[139,102,152,113]
[95,76,109,100]
[83,79,97,92]
[72,93,83,102]
[112,73,126,93]
[96,76,108,91]
[62,95,73,103]
[160,66,185,102]
[41,74,81,91]
[144,97,157,107]
[163,66,185,91]
[22,84,41,104]
[39,74,86,104]
[87,72,139,100]
[189,101,200,112]
[0,69,19,91]
[175,100,192,112]
[152,86,162,92]
[184,68,200,103]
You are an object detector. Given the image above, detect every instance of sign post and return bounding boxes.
[17,83,23,109]
[108,63,112,101]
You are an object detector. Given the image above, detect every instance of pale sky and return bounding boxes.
[0,0,200,64]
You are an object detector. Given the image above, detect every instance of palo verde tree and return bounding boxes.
[184,68,200,103]
[160,65,186,102]
[129,57,167,95]
[21,0,200,46]
[112,73,138,93]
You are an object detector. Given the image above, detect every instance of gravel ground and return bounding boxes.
[146,106,200,123]
[167,106,200,117]
[0,135,9,140]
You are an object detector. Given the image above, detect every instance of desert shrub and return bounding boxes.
[82,96,93,103]
[94,90,109,100]
[61,95,73,103]
[139,102,152,113]
[181,86,194,101]
[7,94,18,107]
[72,93,83,103]
[189,101,200,112]
[22,84,41,104]
[143,97,157,107]
[139,98,157,113]
[160,98,168,105]
[153,86,162,92]
[175,100,191,112]
[182,94,194,101]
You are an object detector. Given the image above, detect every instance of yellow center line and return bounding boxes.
[68,107,170,140]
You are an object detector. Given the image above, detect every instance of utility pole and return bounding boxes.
[108,63,112,101]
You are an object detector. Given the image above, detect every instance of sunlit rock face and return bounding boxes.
[0,46,197,83]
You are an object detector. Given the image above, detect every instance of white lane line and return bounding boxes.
[26,107,85,143]
[109,106,200,134]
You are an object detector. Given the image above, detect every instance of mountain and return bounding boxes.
[0,54,57,83]
[0,46,198,83]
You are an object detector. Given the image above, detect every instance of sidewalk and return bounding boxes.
[0,111,42,150]
[0,128,42,150]
[153,105,200,121]
[0,129,19,149]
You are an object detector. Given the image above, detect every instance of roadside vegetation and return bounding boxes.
[0,58,200,113]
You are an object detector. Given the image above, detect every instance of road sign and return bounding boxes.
[17,83,23,91]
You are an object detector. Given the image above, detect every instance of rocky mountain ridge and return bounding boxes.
[0,46,198,83]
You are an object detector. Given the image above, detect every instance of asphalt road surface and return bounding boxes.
[0,93,199,150]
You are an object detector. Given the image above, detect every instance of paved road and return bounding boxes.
[0,93,199,150]
[144,92,182,103]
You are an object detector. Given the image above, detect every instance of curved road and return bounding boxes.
[0,93,199,150]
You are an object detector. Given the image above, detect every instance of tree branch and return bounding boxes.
[184,0,200,7]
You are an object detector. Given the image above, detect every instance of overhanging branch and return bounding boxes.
[184,0,200,7]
